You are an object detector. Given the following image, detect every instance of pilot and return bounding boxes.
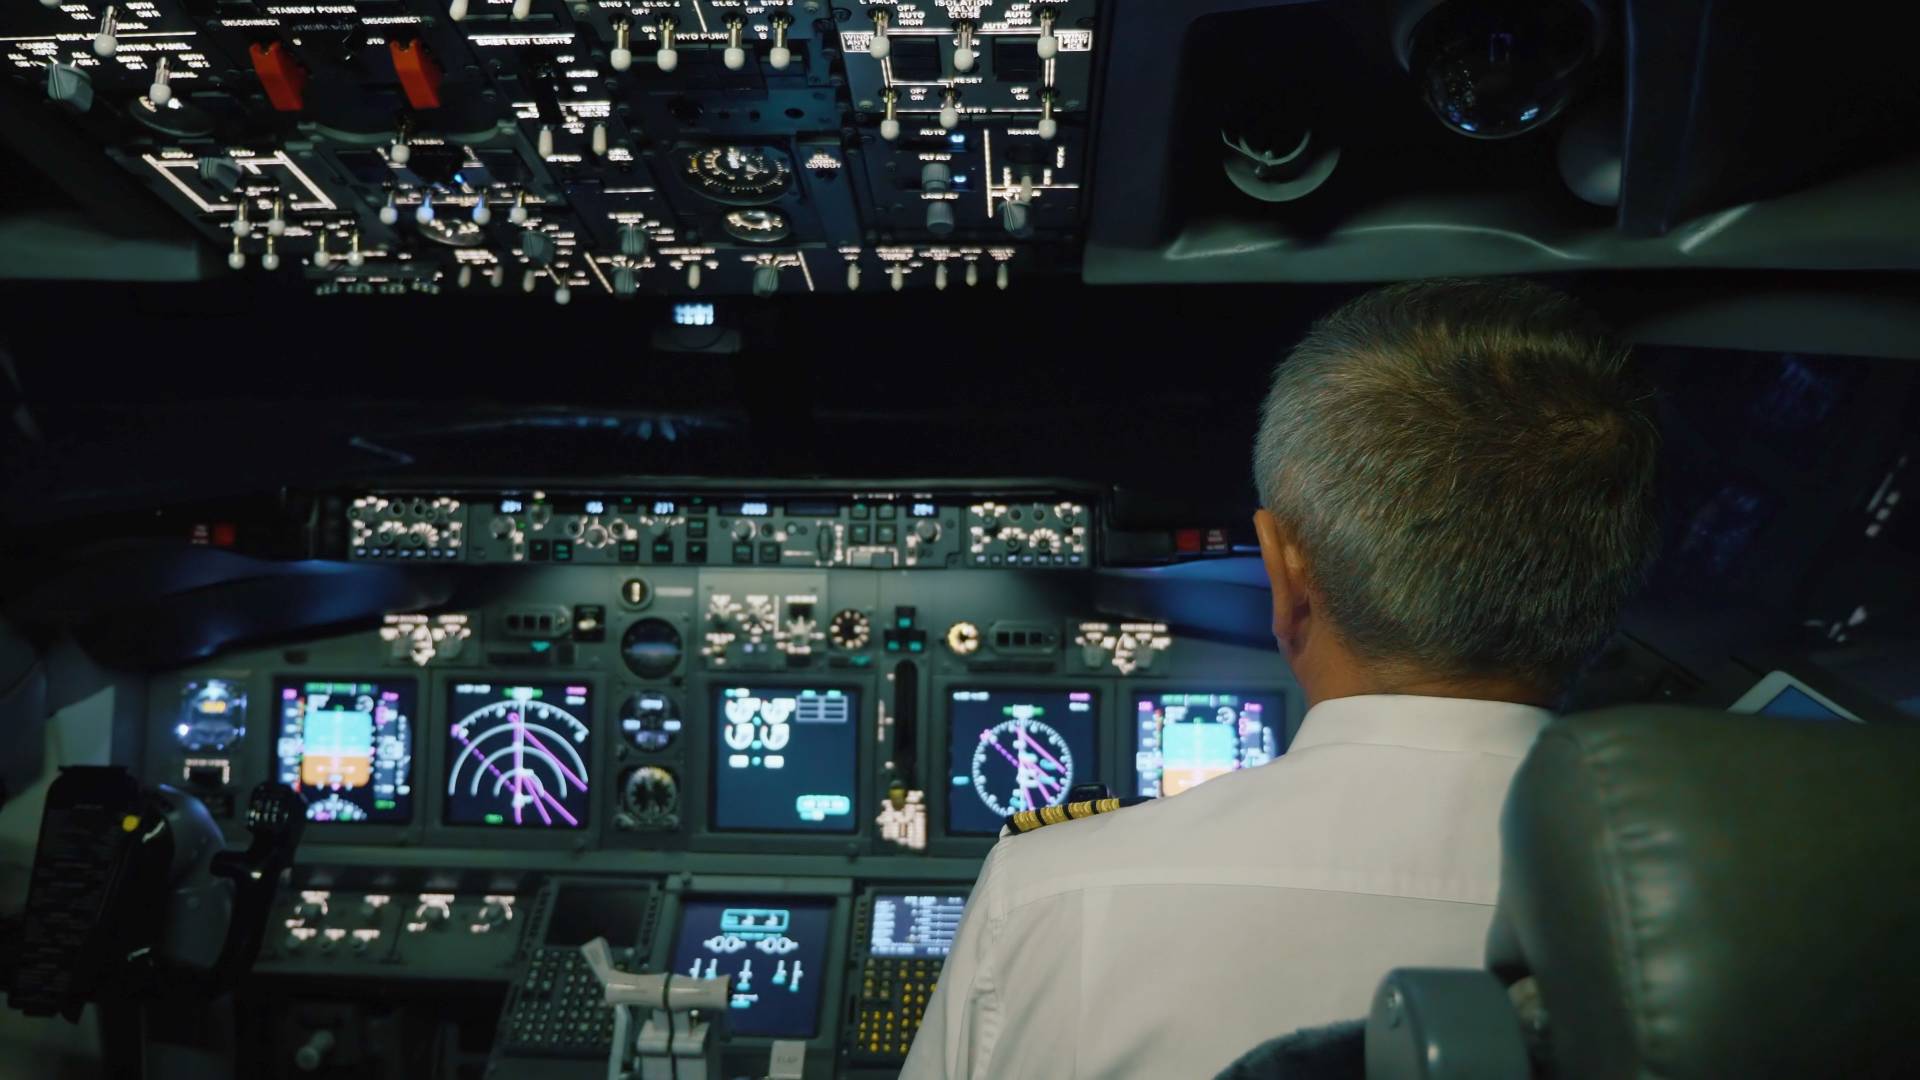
[902,278,1661,1079]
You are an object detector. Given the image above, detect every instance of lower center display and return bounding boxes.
[711,686,859,833]
[671,897,834,1039]
[947,688,1100,835]
[445,682,594,828]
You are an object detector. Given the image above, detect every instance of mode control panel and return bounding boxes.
[344,491,1091,570]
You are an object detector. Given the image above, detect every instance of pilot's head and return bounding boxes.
[1252,277,1660,707]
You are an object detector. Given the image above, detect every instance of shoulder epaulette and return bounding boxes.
[1004,795,1150,835]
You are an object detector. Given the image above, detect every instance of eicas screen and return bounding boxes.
[1133,690,1282,797]
[946,688,1099,835]
[869,892,968,959]
[444,682,594,828]
[711,687,858,833]
[671,898,834,1038]
[274,678,415,824]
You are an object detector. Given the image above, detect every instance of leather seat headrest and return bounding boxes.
[1492,705,1920,1079]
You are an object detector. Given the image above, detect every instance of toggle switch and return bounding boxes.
[939,88,960,131]
[522,268,538,293]
[489,263,505,287]
[148,56,171,106]
[610,19,632,71]
[724,15,747,70]
[537,124,555,160]
[471,192,491,224]
[227,235,246,271]
[846,261,861,290]
[508,190,529,225]
[230,200,250,238]
[511,0,531,20]
[347,231,365,266]
[869,9,891,59]
[879,88,900,141]
[267,197,286,237]
[93,8,117,58]
[769,14,793,69]
[311,233,331,268]
[965,261,979,287]
[1037,93,1059,141]
[449,0,469,22]
[554,279,571,305]
[889,264,905,292]
[996,262,1010,289]
[1036,10,1058,60]
[952,22,976,72]
[261,234,281,270]
[457,264,472,287]
[378,191,400,225]
[655,17,679,71]
[934,262,949,290]
[686,262,701,289]
[414,191,435,224]
[591,122,608,156]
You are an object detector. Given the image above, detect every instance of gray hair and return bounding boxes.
[1254,278,1660,691]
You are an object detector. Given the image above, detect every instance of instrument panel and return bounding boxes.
[144,484,1297,1077]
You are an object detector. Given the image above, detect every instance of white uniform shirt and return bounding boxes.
[900,694,1549,1080]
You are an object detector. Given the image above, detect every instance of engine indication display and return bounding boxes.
[711,687,858,833]
[178,679,246,751]
[948,688,1099,835]
[1134,691,1283,797]
[683,145,793,204]
[445,682,593,828]
[274,679,415,824]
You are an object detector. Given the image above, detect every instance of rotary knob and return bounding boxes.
[477,899,512,928]
[914,519,942,542]
[583,523,609,547]
[730,520,756,542]
[293,900,326,922]
[1080,641,1112,668]
[528,504,552,528]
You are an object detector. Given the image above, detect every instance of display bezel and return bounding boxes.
[690,678,873,854]
[441,678,600,830]
[420,672,608,851]
[941,684,1103,837]
[1127,686,1292,799]
[923,676,1116,854]
[268,674,423,839]
[651,876,853,1054]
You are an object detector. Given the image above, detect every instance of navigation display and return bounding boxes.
[946,688,1099,835]
[869,892,968,959]
[671,898,834,1038]
[445,682,594,828]
[1133,690,1282,798]
[274,679,415,824]
[711,687,858,833]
